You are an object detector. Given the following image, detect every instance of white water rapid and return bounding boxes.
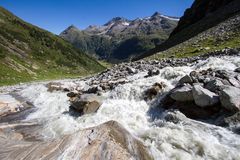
[3,56,240,160]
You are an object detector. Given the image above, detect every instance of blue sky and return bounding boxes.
[0,0,194,34]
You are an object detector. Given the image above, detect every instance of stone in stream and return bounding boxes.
[100,83,111,91]
[126,67,137,74]
[84,86,99,94]
[46,82,72,92]
[219,86,240,113]
[0,121,153,160]
[234,67,240,73]
[70,94,103,115]
[145,69,160,78]
[46,82,63,92]
[215,112,240,127]
[164,110,187,124]
[170,84,194,102]
[178,75,193,85]
[145,82,166,100]
[67,91,79,98]
[0,95,32,118]
[192,85,219,108]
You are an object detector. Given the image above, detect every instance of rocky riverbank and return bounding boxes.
[0,53,240,159]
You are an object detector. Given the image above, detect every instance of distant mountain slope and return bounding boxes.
[0,7,104,86]
[135,0,240,60]
[60,12,178,62]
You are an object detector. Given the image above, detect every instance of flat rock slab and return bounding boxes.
[0,120,152,160]
[0,94,32,118]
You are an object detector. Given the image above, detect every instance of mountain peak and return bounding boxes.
[60,25,80,35]
[152,12,161,17]
[67,25,78,30]
[104,17,129,26]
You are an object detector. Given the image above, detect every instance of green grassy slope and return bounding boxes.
[0,7,105,86]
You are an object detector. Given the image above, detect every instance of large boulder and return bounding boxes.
[173,101,220,119]
[0,121,152,160]
[192,85,219,108]
[219,86,240,112]
[70,94,103,115]
[178,75,193,85]
[170,84,193,102]
[145,69,160,78]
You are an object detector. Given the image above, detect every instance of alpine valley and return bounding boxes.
[60,12,178,62]
[0,0,240,160]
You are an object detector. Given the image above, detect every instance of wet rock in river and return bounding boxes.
[170,84,193,102]
[46,82,73,92]
[0,96,32,118]
[145,82,166,100]
[164,110,187,124]
[178,75,193,85]
[126,66,137,74]
[192,84,220,108]
[67,91,79,98]
[70,94,103,115]
[176,101,220,119]
[234,67,240,73]
[46,82,63,92]
[145,69,160,78]
[219,86,240,113]
[215,112,240,128]
[84,86,99,94]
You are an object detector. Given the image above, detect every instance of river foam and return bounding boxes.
[17,56,240,159]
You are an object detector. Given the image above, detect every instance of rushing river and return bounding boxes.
[2,56,240,160]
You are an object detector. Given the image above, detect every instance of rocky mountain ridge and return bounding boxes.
[60,12,178,61]
[83,12,179,38]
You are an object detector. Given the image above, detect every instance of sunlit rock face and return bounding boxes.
[0,121,152,160]
[171,0,239,36]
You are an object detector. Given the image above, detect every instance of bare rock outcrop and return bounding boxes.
[0,121,152,160]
